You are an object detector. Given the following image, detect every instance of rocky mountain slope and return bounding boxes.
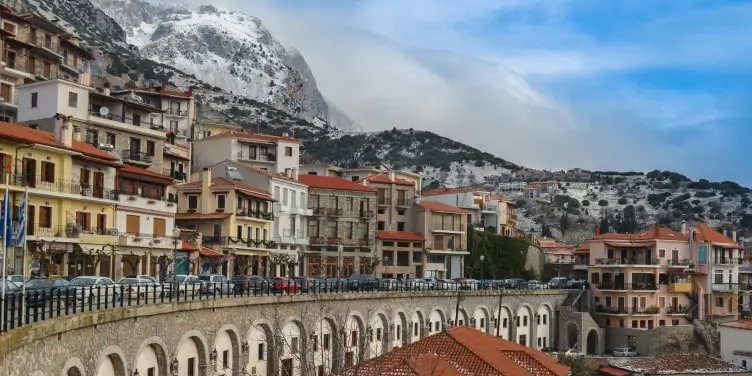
[89,0,357,130]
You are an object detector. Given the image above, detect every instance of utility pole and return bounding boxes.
[495,289,504,337]
[454,288,464,327]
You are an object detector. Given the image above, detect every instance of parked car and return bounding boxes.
[118,277,163,300]
[348,274,378,291]
[503,278,526,289]
[437,279,458,291]
[198,274,234,295]
[1,279,19,297]
[378,278,400,291]
[548,277,569,289]
[524,280,546,289]
[613,345,638,357]
[292,277,324,293]
[456,278,480,290]
[69,276,120,304]
[6,275,28,288]
[420,278,438,290]
[566,279,588,289]
[23,278,76,308]
[162,275,201,298]
[324,277,349,292]
[231,275,268,294]
[268,277,301,294]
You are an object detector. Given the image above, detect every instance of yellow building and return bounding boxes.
[175,167,275,276]
[0,117,120,278]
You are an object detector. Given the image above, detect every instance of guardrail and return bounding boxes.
[0,281,569,334]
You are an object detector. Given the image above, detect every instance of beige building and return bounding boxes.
[298,174,377,277]
[300,162,423,189]
[192,131,301,175]
[412,200,469,279]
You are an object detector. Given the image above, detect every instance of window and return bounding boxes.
[216,194,226,210]
[187,358,195,376]
[516,316,520,327]
[312,335,319,352]
[31,92,38,108]
[285,146,293,156]
[503,318,508,328]
[2,22,16,34]
[146,141,155,156]
[350,331,357,347]
[283,188,288,205]
[40,161,55,183]
[300,192,305,208]
[291,337,299,354]
[257,343,265,361]
[39,206,52,228]
[76,212,91,229]
[523,316,528,326]
[376,328,382,341]
[221,350,229,368]
[672,319,679,325]
[126,214,140,234]
[187,195,198,210]
[716,297,724,307]
[133,113,141,126]
[106,133,116,147]
[397,222,405,231]
[378,221,385,230]
[147,368,155,376]
[43,62,51,77]
[543,315,547,324]
[324,333,331,350]
[659,249,665,257]
[0,83,11,102]
[397,325,401,339]
[68,91,78,107]
[714,272,723,284]
[153,218,166,237]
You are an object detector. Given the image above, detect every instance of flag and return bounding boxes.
[15,188,28,246]
[0,187,11,247]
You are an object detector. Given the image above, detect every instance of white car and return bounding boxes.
[119,277,163,300]
[70,276,120,304]
[613,345,638,357]
[162,274,201,297]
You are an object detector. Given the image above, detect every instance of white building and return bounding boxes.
[192,131,301,175]
[719,320,752,370]
[208,160,312,276]
[113,85,196,145]
[421,188,492,231]
[497,181,527,192]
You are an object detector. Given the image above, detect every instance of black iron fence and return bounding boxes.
[0,280,571,334]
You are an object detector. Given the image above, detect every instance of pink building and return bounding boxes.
[588,222,742,330]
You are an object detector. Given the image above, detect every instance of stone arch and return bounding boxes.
[94,345,127,376]
[535,304,553,349]
[492,305,514,340]
[61,357,87,376]
[515,304,534,347]
[214,324,241,374]
[133,336,169,376]
[367,310,389,359]
[428,308,446,335]
[393,310,409,347]
[279,319,307,374]
[586,329,599,355]
[311,316,338,376]
[566,322,579,349]
[452,307,469,326]
[472,305,491,333]
[175,330,209,376]
[409,309,425,343]
[248,320,275,376]
[343,312,366,366]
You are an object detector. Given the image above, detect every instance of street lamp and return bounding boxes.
[480,255,485,286]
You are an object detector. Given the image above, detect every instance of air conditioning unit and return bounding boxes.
[99,143,114,151]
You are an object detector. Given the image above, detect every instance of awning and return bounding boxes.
[199,247,224,257]
[605,241,655,248]
[600,366,630,376]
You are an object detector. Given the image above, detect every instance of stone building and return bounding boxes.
[298,174,377,277]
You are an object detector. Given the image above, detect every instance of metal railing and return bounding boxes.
[34,36,60,53]
[594,305,660,314]
[394,198,411,206]
[122,150,155,164]
[594,282,658,291]
[594,258,660,266]
[162,169,187,181]
[432,224,463,232]
[9,173,117,200]
[712,283,743,292]
[666,259,694,266]
[201,236,275,249]
[715,258,740,265]
[165,108,188,116]
[235,208,274,221]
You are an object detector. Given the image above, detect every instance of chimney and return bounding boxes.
[200,168,212,213]
[188,87,194,96]
[732,231,737,242]
[388,170,395,182]
[681,220,688,235]
[282,132,290,137]
[595,225,600,236]
[723,229,728,237]
[53,114,73,147]
[291,168,299,180]
[161,82,166,92]
[654,223,660,238]
[284,168,292,178]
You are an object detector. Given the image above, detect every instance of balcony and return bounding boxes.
[377,197,391,206]
[359,210,375,220]
[274,229,308,246]
[87,111,166,138]
[431,225,464,234]
[122,150,155,166]
[665,259,695,268]
[669,282,692,293]
[201,236,274,249]
[76,226,119,245]
[26,224,83,240]
[119,192,177,213]
[236,151,276,163]
[118,232,174,249]
[9,174,118,201]
[715,258,740,265]
[594,306,660,315]
[33,36,63,60]
[594,282,658,291]
[326,208,343,217]
[1,56,32,79]
[664,306,691,315]
[162,169,187,182]
[394,197,411,207]
[286,206,313,216]
[341,238,372,247]
[713,283,741,292]
[594,258,660,266]
[165,108,188,117]
[235,207,274,221]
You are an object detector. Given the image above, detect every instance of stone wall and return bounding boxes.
[0,290,566,376]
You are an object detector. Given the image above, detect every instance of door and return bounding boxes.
[126,215,140,234]
[672,249,679,265]
[620,249,628,262]
[80,168,90,194]
[93,171,104,198]
[618,297,625,312]
[26,205,35,236]
[632,297,638,313]
[27,55,36,74]
[212,223,221,240]
[96,214,106,234]
[22,158,37,187]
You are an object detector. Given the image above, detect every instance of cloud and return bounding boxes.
[170,0,752,183]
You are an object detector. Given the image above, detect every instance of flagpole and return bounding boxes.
[1,173,9,331]
[21,186,28,298]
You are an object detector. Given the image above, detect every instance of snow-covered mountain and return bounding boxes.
[89,0,359,131]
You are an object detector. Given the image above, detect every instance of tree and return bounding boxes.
[598,215,610,234]
[598,199,609,207]
[560,213,570,234]
[541,223,553,238]
[581,199,590,207]
[466,227,528,279]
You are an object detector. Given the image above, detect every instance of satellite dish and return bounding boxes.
[99,107,110,117]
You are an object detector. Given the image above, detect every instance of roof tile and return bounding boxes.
[202,130,300,144]
[0,121,117,162]
[362,173,415,186]
[297,174,376,192]
[417,200,467,214]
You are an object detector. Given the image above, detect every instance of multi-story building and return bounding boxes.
[573,243,590,281]
[207,160,312,276]
[412,200,468,279]
[16,78,170,173]
[587,222,741,339]
[175,167,276,277]
[115,164,177,279]
[163,142,190,182]
[0,117,119,278]
[194,111,243,141]
[358,172,424,278]
[719,320,752,370]
[192,131,300,174]
[482,196,517,235]
[0,7,93,122]
[300,162,423,189]
[113,84,196,146]
[297,174,377,277]
[421,187,490,232]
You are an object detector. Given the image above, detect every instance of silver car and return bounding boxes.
[198,274,233,295]
[70,276,119,304]
[162,275,201,297]
[118,277,163,299]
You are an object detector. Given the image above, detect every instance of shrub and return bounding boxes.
[598,199,609,207]
[617,198,628,205]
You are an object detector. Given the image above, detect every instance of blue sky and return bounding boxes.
[209,0,752,183]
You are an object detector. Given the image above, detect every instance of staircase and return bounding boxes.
[683,292,699,321]
[562,291,583,307]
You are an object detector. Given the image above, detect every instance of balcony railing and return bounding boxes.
[34,36,60,53]
[594,282,658,291]
[326,208,343,217]
[394,198,411,206]
[165,108,188,116]
[9,174,118,200]
[162,169,187,181]
[594,305,660,315]
[123,150,155,164]
[236,152,276,162]
[713,283,742,292]
[432,225,463,232]
[201,236,274,249]
[282,229,305,239]
[594,258,660,266]
[26,224,82,239]
[664,306,691,314]
[666,259,694,267]
[341,238,372,247]
[235,208,274,221]
[377,197,391,206]
[715,258,740,265]
[359,210,375,219]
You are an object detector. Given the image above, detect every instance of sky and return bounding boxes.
[174,0,752,184]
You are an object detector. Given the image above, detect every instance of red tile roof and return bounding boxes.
[297,174,376,192]
[417,200,467,214]
[175,212,232,220]
[0,121,117,162]
[177,177,274,201]
[362,173,415,186]
[334,326,569,376]
[131,87,193,98]
[181,241,198,251]
[612,354,744,374]
[423,187,487,197]
[693,222,741,248]
[720,319,752,330]
[199,247,223,257]
[600,366,630,376]
[119,164,174,184]
[202,130,300,144]
[594,223,741,248]
[377,231,424,242]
